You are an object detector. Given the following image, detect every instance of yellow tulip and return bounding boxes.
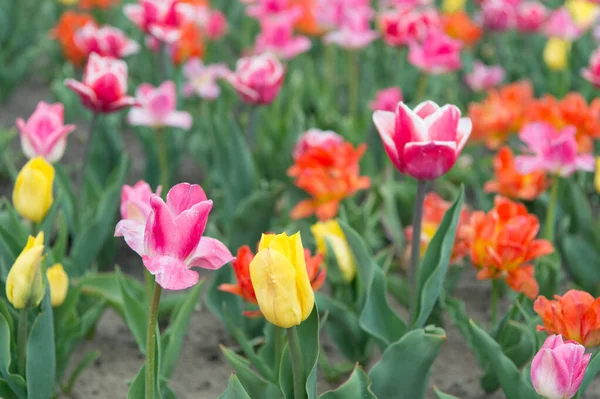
[12,157,55,223]
[47,264,69,307]
[249,232,314,328]
[58,0,79,4]
[442,0,466,14]
[5,233,45,309]
[567,0,599,29]
[311,220,356,282]
[595,158,600,195]
[544,37,570,71]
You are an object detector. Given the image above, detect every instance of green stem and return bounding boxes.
[17,309,27,376]
[286,326,306,399]
[348,51,359,118]
[80,112,98,199]
[326,45,336,91]
[409,180,428,326]
[544,179,560,242]
[31,222,39,236]
[273,326,284,380]
[415,73,428,104]
[144,269,154,307]
[491,280,499,326]
[156,129,169,191]
[145,283,162,399]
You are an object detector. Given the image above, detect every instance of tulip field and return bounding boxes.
[5,0,600,398]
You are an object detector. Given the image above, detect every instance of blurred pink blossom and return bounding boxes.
[516,2,547,32]
[379,6,440,47]
[75,23,140,59]
[324,7,378,49]
[128,81,192,129]
[206,10,228,40]
[255,14,312,59]
[176,4,229,40]
[480,0,517,31]
[120,181,162,222]
[408,30,462,74]
[124,0,185,43]
[247,0,302,21]
[227,52,285,105]
[369,87,403,112]
[543,8,582,40]
[582,46,600,87]
[182,58,230,100]
[464,61,505,91]
[293,129,344,160]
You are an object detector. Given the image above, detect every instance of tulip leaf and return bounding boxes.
[319,365,376,399]
[221,345,282,399]
[116,268,148,354]
[26,289,56,399]
[412,186,464,329]
[0,378,17,399]
[339,220,406,349]
[0,312,26,399]
[581,351,600,393]
[433,387,460,399]
[468,320,538,399]
[127,364,145,399]
[561,235,600,295]
[369,326,446,399]
[218,374,252,399]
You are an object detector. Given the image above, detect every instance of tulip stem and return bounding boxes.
[17,309,27,376]
[156,129,169,192]
[145,282,162,399]
[274,326,284,380]
[415,73,428,104]
[544,178,560,242]
[491,280,499,326]
[158,42,168,82]
[408,179,428,327]
[348,50,359,119]
[286,326,306,399]
[80,112,98,198]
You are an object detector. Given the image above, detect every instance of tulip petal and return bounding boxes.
[187,237,234,270]
[373,110,404,171]
[145,196,178,257]
[65,79,98,106]
[396,102,428,142]
[531,349,570,399]
[403,141,457,180]
[413,100,440,118]
[128,108,156,127]
[424,104,461,141]
[163,111,193,129]
[456,117,473,153]
[172,201,213,260]
[142,255,199,290]
[166,183,208,215]
[114,219,146,256]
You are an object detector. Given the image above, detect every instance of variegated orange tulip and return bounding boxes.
[51,12,96,67]
[470,196,554,299]
[534,290,600,347]
[484,146,549,201]
[288,141,370,221]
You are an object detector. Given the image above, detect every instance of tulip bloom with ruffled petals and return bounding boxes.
[254,14,311,59]
[369,87,403,112]
[115,183,234,290]
[582,47,600,87]
[408,31,462,74]
[292,129,344,160]
[373,101,472,180]
[228,53,285,105]
[530,335,589,399]
[128,81,192,129]
[515,123,595,177]
[464,61,505,92]
[65,54,137,113]
[75,23,140,59]
[16,102,75,163]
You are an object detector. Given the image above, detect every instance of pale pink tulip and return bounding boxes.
[182,58,230,100]
[530,335,590,399]
[464,61,505,91]
[292,129,344,160]
[120,181,162,222]
[65,53,137,113]
[115,183,234,290]
[227,53,285,105]
[544,8,582,40]
[408,31,462,74]
[75,23,140,59]
[372,100,472,180]
[369,87,403,112]
[516,2,547,33]
[379,7,440,47]
[128,81,192,129]
[324,7,378,49]
[124,0,185,43]
[515,123,595,177]
[255,14,311,59]
[582,46,600,87]
[480,0,517,31]
[16,102,75,163]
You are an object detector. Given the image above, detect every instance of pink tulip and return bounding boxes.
[379,7,440,47]
[182,58,230,100]
[175,4,228,41]
[464,61,505,91]
[480,0,517,31]
[206,10,228,40]
[16,102,76,163]
[247,0,302,21]
[255,14,311,59]
[120,181,162,222]
[372,100,472,180]
[115,183,234,290]
[544,8,582,40]
[227,52,285,105]
[515,123,595,177]
[75,23,140,59]
[65,53,137,113]
[408,31,462,74]
[516,2,547,33]
[292,129,344,160]
[128,81,192,129]
[582,46,600,87]
[369,87,403,112]
[124,0,185,43]
[530,335,590,399]
[324,7,378,49]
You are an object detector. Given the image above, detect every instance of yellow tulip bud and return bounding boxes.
[311,220,356,282]
[595,158,600,195]
[12,157,55,223]
[442,0,466,14]
[249,232,315,328]
[544,38,570,71]
[47,264,69,308]
[6,233,45,309]
[567,0,599,29]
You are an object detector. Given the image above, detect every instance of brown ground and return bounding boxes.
[2,82,600,399]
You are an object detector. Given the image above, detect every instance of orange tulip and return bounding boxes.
[179,0,209,4]
[291,0,324,36]
[288,142,371,221]
[484,147,549,201]
[470,196,554,299]
[468,81,533,149]
[51,12,97,67]
[79,0,120,9]
[404,193,472,264]
[442,12,482,47]
[534,290,600,347]
[171,22,205,66]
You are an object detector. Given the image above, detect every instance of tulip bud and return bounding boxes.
[47,264,69,308]
[531,335,590,399]
[13,157,55,223]
[544,37,570,71]
[311,220,356,282]
[249,232,315,328]
[5,233,46,309]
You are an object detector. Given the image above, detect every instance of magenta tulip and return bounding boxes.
[369,87,404,112]
[227,53,285,105]
[516,2,548,33]
[582,47,600,88]
[75,23,140,59]
[407,30,462,74]
[254,14,311,59]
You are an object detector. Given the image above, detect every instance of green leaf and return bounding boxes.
[581,351,600,393]
[116,268,148,353]
[369,327,446,399]
[218,374,252,399]
[561,235,600,295]
[433,387,460,399]
[127,364,145,399]
[468,320,538,399]
[0,312,26,399]
[0,378,18,399]
[26,290,56,399]
[412,187,464,329]
[339,220,406,349]
[62,350,100,394]
[319,365,376,399]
